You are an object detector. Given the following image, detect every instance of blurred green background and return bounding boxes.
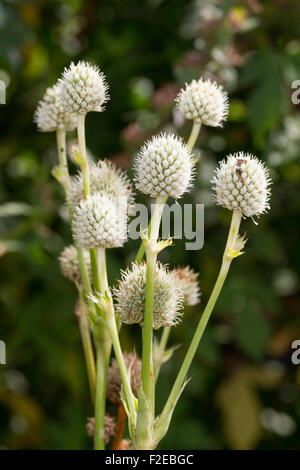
[1,0,300,450]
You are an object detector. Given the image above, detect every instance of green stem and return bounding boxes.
[94,334,111,450]
[141,197,165,414]
[156,210,242,442]
[186,121,201,153]
[78,291,96,404]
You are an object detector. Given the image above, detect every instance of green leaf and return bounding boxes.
[235,308,271,361]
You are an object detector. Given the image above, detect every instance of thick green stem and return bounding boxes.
[156,210,242,443]
[79,291,96,404]
[94,333,111,450]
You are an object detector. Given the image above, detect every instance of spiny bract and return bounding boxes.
[34,84,78,132]
[211,152,271,218]
[72,192,127,250]
[70,159,135,214]
[134,133,194,199]
[176,78,229,127]
[114,262,184,329]
[59,61,109,115]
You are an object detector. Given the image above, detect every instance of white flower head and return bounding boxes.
[174,266,201,306]
[70,159,135,215]
[34,84,78,132]
[72,192,127,249]
[59,61,109,115]
[59,245,90,286]
[176,78,229,127]
[134,133,194,199]
[114,262,184,329]
[211,152,271,218]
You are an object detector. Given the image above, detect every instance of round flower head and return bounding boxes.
[59,61,109,115]
[176,78,229,127]
[174,266,201,306]
[134,133,193,199]
[86,415,115,444]
[72,192,127,250]
[34,84,77,132]
[70,159,135,215]
[114,262,184,329]
[211,152,271,218]
[59,245,91,286]
[107,353,142,405]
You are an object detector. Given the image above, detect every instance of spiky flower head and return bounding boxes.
[114,262,184,329]
[34,84,77,132]
[174,266,201,306]
[59,245,90,286]
[70,159,135,215]
[176,78,229,127]
[86,415,115,444]
[72,192,127,250]
[107,352,142,405]
[134,133,194,199]
[211,152,271,218]
[59,61,109,115]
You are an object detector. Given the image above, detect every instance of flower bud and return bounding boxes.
[34,84,77,132]
[174,266,201,306]
[134,133,193,199]
[114,262,184,329]
[211,152,271,217]
[176,78,229,127]
[59,245,90,286]
[70,160,135,215]
[72,193,127,250]
[107,353,142,405]
[59,61,109,115]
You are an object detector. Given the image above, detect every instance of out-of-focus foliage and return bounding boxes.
[1,0,300,450]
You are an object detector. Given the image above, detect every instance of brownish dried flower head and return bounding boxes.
[86,415,116,445]
[106,353,142,405]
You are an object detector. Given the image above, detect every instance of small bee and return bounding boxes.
[235,158,245,183]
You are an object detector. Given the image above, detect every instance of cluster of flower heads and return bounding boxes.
[59,245,91,286]
[134,133,194,199]
[174,266,201,306]
[114,263,184,329]
[106,352,142,405]
[212,152,271,218]
[70,159,135,215]
[72,192,128,250]
[175,78,229,127]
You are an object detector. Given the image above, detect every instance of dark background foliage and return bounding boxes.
[1,0,300,450]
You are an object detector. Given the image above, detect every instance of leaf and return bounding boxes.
[0,202,32,217]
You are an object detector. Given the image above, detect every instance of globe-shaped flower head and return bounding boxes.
[34,84,77,132]
[59,61,109,115]
[114,262,184,329]
[211,152,271,218]
[72,192,127,250]
[134,133,194,199]
[174,266,201,306]
[176,78,229,127]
